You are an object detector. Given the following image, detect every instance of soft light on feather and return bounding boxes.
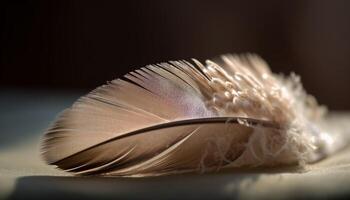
[41,54,347,176]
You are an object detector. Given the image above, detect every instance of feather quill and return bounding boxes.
[41,54,347,176]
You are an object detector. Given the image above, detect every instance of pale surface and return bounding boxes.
[1,90,350,199]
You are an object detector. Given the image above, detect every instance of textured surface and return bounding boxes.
[1,90,350,199]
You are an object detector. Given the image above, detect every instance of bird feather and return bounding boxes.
[41,54,346,176]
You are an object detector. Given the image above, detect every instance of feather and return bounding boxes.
[41,54,347,176]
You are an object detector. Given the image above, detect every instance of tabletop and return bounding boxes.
[1,89,350,200]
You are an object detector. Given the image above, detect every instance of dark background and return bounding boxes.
[1,0,350,110]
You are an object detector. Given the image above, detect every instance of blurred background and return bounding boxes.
[1,0,350,109]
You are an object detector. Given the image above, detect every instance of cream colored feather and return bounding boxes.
[41,54,346,176]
